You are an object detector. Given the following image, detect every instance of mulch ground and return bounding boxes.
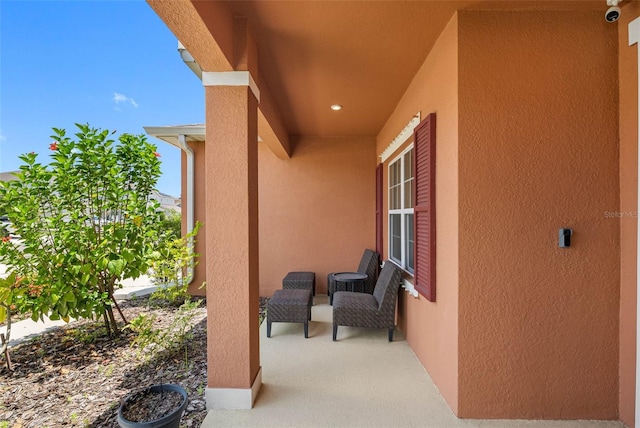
[0,297,269,428]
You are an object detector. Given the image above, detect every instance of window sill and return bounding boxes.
[383,260,418,298]
[402,279,419,298]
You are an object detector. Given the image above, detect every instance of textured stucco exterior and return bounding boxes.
[259,136,376,297]
[378,10,621,420]
[457,11,619,419]
[376,14,460,413]
[619,2,640,426]
[204,85,260,390]
[150,0,637,423]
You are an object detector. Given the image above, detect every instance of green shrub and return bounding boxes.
[158,211,181,243]
[127,299,202,363]
[0,124,162,336]
[149,222,202,306]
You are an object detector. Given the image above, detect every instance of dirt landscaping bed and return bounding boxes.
[0,298,210,427]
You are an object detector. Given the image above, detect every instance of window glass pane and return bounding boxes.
[389,160,401,210]
[404,180,413,209]
[390,161,395,182]
[390,186,398,210]
[390,214,402,262]
[390,161,400,185]
[404,149,414,209]
[388,148,416,273]
[393,162,398,184]
[405,214,414,271]
[404,150,413,180]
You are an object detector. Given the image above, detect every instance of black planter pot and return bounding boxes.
[117,384,188,428]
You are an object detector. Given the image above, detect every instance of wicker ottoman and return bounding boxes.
[282,271,316,296]
[267,289,313,338]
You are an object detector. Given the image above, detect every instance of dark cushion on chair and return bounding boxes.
[332,262,402,335]
[333,292,384,328]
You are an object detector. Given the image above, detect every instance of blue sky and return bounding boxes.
[0,0,205,197]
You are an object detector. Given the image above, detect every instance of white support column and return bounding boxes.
[630,16,640,428]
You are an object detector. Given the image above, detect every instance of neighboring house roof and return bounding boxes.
[153,189,180,199]
[159,204,181,215]
[149,189,181,214]
[0,171,19,182]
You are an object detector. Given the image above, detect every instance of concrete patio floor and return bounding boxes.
[201,296,626,428]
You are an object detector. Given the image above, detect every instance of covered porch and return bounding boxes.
[201,295,624,428]
[146,0,638,426]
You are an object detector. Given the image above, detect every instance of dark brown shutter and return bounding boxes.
[413,113,436,301]
[375,163,383,256]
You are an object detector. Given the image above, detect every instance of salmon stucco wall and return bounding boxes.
[376,14,460,414]
[182,141,207,297]
[620,2,640,427]
[258,136,376,297]
[204,85,261,389]
[457,11,619,419]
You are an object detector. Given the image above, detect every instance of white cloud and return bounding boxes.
[113,92,138,108]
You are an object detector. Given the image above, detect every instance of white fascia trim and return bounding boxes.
[205,367,262,410]
[202,71,260,103]
[380,112,421,163]
[629,15,640,428]
[178,41,203,80]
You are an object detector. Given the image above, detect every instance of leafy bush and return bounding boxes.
[149,222,202,306]
[0,224,8,238]
[0,124,162,336]
[126,299,202,363]
[158,211,182,243]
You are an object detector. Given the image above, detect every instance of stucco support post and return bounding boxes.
[180,139,207,295]
[202,71,261,409]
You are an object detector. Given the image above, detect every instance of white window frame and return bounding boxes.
[388,145,414,274]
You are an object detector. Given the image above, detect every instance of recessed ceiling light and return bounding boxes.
[330,104,343,111]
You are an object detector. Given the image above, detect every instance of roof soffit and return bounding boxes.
[151,0,607,138]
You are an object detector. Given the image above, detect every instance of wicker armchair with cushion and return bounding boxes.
[327,249,380,304]
[332,261,402,342]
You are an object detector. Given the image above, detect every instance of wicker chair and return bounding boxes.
[327,249,380,303]
[332,261,402,342]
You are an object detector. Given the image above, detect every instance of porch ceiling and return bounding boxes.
[153,0,604,138]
